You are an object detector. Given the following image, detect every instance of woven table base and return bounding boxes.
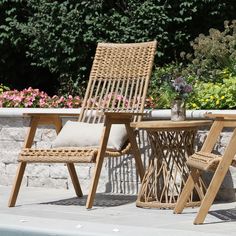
[137,129,206,209]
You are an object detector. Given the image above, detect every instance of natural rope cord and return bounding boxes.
[18,141,132,163]
[187,151,236,172]
[136,128,205,209]
[19,148,98,163]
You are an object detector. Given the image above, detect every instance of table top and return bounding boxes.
[206,113,236,120]
[131,120,212,129]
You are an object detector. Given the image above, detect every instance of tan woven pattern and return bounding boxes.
[136,128,206,209]
[91,42,154,79]
[79,41,156,124]
[18,142,132,163]
[105,142,132,157]
[187,151,236,172]
[19,148,98,163]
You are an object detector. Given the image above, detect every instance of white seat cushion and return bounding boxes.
[53,121,128,151]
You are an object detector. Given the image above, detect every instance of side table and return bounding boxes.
[131,120,212,209]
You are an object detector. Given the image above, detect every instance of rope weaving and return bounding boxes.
[187,151,236,172]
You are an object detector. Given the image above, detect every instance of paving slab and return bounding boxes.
[0,186,235,236]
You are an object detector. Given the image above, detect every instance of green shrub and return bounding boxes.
[0,84,10,94]
[182,20,236,83]
[1,0,236,95]
[149,63,236,110]
[0,0,58,94]
[12,0,196,95]
[187,73,236,109]
[148,64,195,108]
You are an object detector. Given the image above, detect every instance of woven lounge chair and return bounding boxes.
[9,41,157,209]
[174,113,236,224]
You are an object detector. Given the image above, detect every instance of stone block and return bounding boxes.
[74,164,92,180]
[0,127,27,141]
[40,128,57,142]
[0,140,23,152]
[0,163,6,175]
[220,132,231,147]
[27,176,68,189]
[35,141,53,149]
[26,164,50,178]
[0,150,19,164]
[195,131,208,150]
[0,174,27,186]
[5,163,18,175]
[0,117,28,128]
[230,166,236,187]
[49,164,69,179]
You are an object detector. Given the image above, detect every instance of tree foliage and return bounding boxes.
[1,0,236,95]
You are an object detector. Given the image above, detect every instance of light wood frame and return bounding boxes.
[8,41,157,209]
[173,114,236,224]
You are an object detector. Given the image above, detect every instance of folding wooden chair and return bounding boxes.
[174,114,236,224]
[8,41,157,209]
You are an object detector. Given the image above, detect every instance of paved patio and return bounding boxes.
[0,186,235,236]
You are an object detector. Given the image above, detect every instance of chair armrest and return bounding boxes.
[23,112,80,126]
[102,112,148,124]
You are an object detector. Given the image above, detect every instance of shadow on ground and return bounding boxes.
[209,207,236,221]
[41,193,137,207]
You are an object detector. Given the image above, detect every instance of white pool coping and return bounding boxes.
[0,108,235,119]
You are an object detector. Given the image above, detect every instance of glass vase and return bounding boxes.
[171,99,186,121]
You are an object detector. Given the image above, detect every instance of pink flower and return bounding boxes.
[0,87,84,108]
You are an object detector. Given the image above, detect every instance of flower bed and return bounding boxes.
[0,87,82,108]
[0,87,157,109]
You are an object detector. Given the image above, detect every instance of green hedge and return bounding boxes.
[1,0,236,95]
[148,69,236,110]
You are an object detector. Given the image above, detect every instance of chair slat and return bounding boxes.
[79,42,157,124]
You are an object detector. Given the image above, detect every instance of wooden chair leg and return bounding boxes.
[86,122,112,209]
[8,116,39,207]
[194,130,236,224]
[67,163,83,197]
[125,123,145,180]
[174,169,200,214]
[194,168,228,224]
[8,162,27,207]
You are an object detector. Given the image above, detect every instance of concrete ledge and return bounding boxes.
[0,108,81,117]
[0,108,235,118]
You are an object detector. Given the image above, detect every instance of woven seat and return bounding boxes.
[187,151,236,172]
[174,114,236,224]
[19,148,98,163]
[19,142,133,163]
[9,41,157,209]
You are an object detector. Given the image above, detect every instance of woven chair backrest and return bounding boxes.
[78,41,157,123]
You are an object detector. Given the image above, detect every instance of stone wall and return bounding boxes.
[0,109,235,202]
